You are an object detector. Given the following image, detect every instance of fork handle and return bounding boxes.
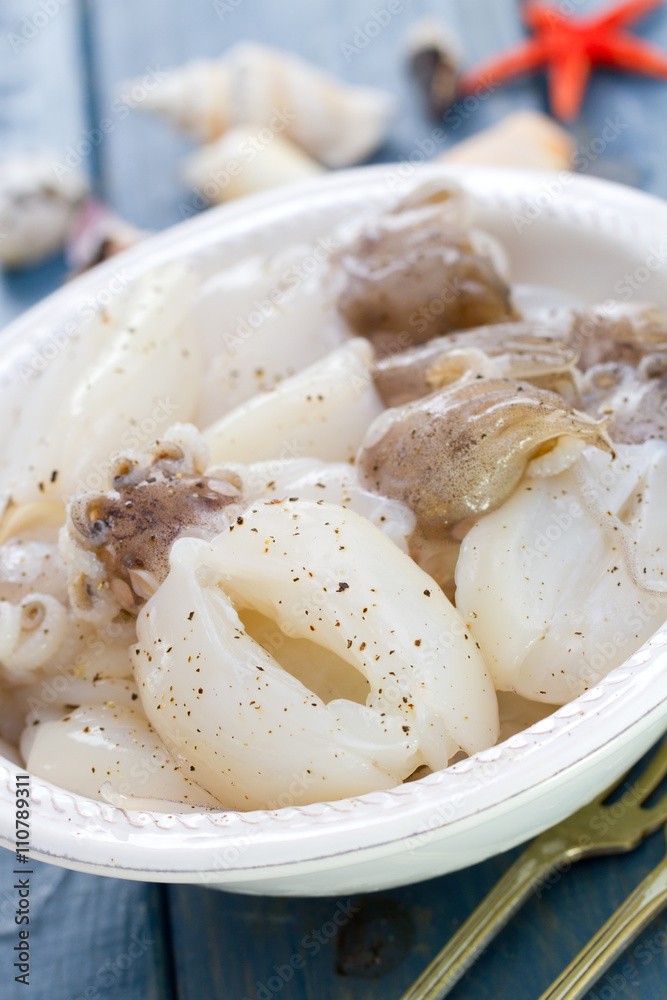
[538,856,667,1000]
[399,838,574,1000]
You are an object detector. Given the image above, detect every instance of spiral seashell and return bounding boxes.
[181,127,324,204]
[123,42,395,168]
[66,198,149,274]
[407,17,463,118]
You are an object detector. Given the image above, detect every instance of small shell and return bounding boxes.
[66,198,149,274]
[358,375,614,537]
[124,42,395,168]
[181,127,324,204]
[440,111,575,171]
[0,153,88,268]
[407,17,463,118]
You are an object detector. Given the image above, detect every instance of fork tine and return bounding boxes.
[601,735,667,806]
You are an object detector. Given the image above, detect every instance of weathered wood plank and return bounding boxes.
[166,830,667,1000]
[84,0,539,230]
[0,849,173,999]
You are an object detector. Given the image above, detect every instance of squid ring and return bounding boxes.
[131,499,498,810]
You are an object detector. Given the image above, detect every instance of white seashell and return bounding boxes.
[203,338,383,465]
[121,58,230,144]
[124,42,395,167]
[0,153,88,268]
[131,499,498,809]
[66,198,149,274]
[181,126,324,204]
[440,111,575,171]
[456,440,667,704]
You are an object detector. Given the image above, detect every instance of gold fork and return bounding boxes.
[399,734,667,1000]
[538,823,667,1000]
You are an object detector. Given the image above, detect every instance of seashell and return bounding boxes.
[66,198,149,274]
[122,42,395,168]
[407,17,463,118]
[440,111,575,171]
[357,374,614,538]
[0,153,89,269]
[181,126,324,204]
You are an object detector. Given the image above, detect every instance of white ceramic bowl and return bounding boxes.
[1,165,667,896]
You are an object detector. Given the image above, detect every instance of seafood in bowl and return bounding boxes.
[1,167,667,894]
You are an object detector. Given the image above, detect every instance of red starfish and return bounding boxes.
[459,0,667,120]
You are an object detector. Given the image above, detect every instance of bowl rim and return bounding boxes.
[2,163,667,881]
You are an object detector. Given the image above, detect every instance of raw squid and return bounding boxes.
[131,500,498,809]
[4,263,201,505]
[568,303,667,370]
[22,696,222,810]
[579,360,667,444]
[334,184,516,353]
[455,441,667,703]
[203,338,383,465]
[62,424,245,623]
[192,242,349,426]
[373,321,578,407]
[358,375,613,538]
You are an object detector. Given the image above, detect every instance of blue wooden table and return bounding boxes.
[2,1,667,997]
